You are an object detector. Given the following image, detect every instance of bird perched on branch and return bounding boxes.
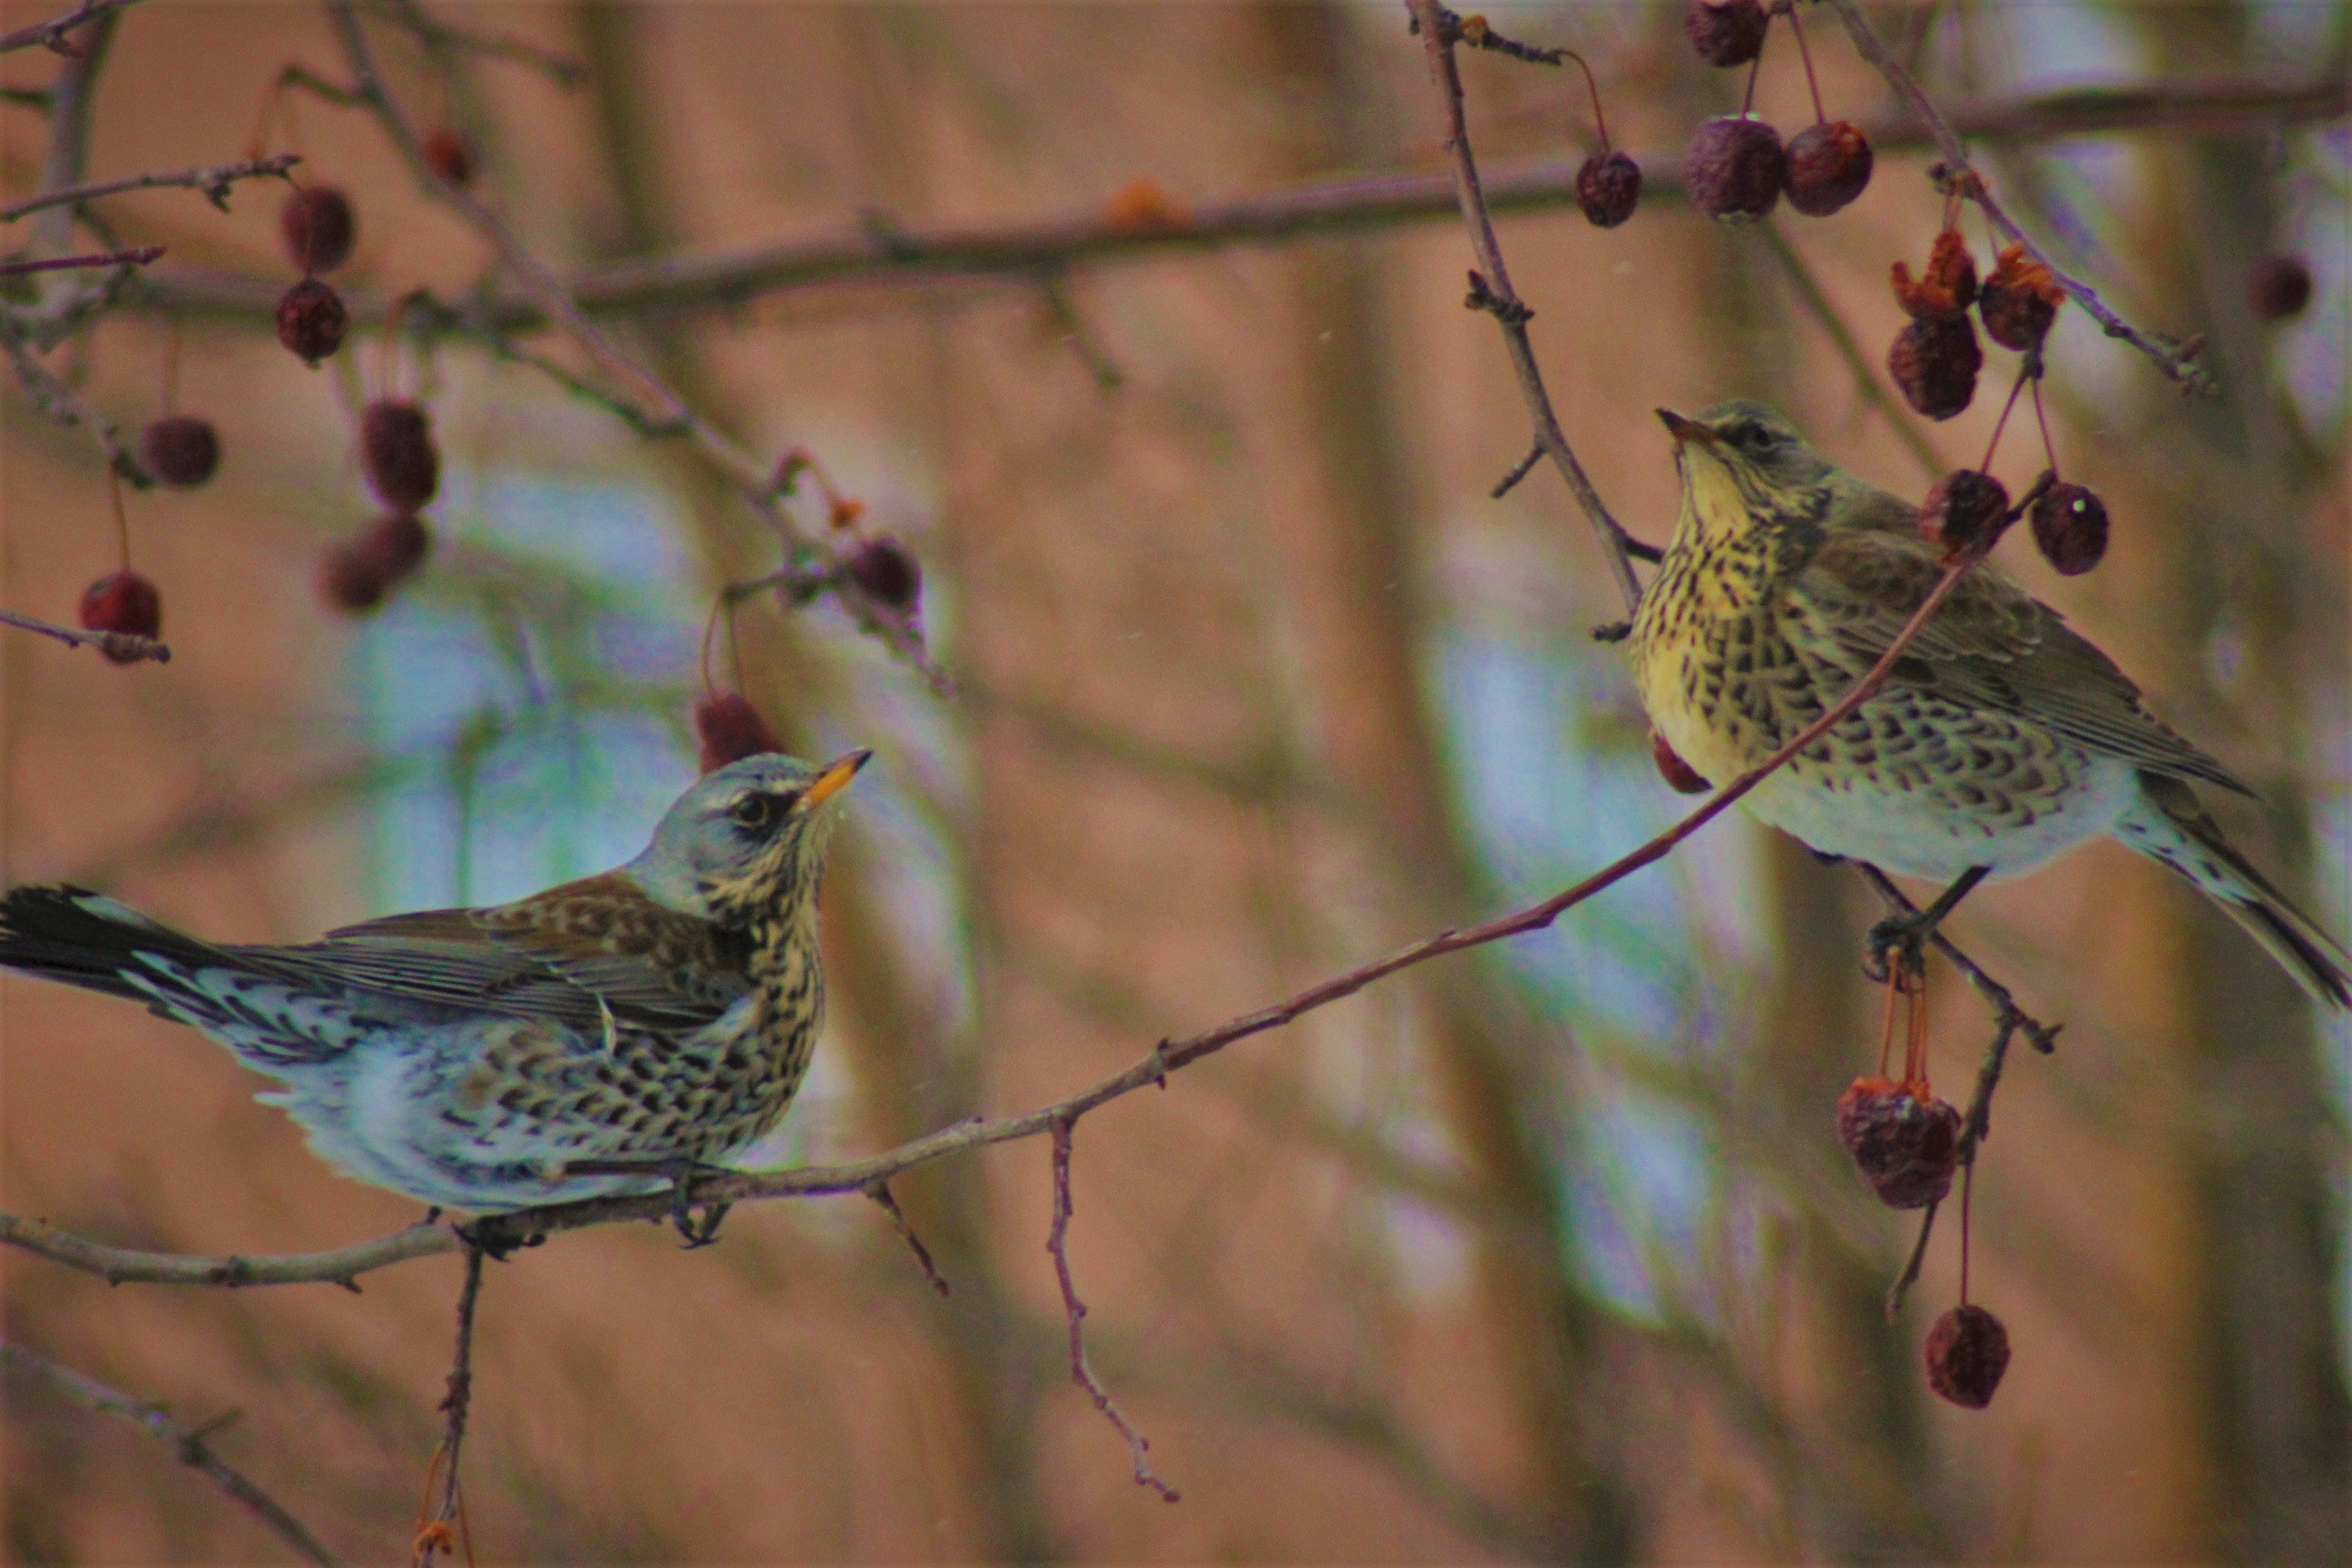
[1628,399,2347,1007]
[0,750,872,1230]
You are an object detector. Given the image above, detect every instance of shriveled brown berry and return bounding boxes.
[2246,254,2312,322]
[1891,229,1979,319]
[421,128,475,188]
[694,691,782,774]
[1784,121,1873,217]
[1683,0,1769,67]
[279,184,356,274]
[1979,243,2065,351]
[2030,481,2109,576]
[319,514,432,614]
[1575,151,1642,229]
[274,279,348,366]
[1836,1077,1962,1210]
[1925,1304,2011,1409]
[1651,731,1710,794]
[79,570,163,662]
[1917,469,2011,554]
[361,400,441,513]
[1887,313,1983,421]
[844,535,921,611]
[1685,116,1785,224]
[141,416,220,488]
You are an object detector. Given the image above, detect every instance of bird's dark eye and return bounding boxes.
[1727,421,1779,452]
[730,793,781,831]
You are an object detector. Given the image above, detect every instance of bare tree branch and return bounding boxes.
[0,603,170,661]
[2,154,298,221]
[1,1338,343,1564]
[0,0,144,55]
[1048,1117,1180,1500]
[412,1245,485,1567]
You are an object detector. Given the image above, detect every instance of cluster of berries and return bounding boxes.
[1897,226,2112,580]
[772,450,924,621]
[320,397,441,613]
[1683,0,1874,223]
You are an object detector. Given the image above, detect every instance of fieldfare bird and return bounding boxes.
[1628,399,2348,1006]
[0,750,872,1215]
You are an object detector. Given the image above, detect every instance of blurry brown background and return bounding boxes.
[3,1,2346,1562]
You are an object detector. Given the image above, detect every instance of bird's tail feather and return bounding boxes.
[0,884,229,1014]
[2121,780,2352,1011]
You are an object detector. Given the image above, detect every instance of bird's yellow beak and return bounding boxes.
[799,749,872,810]
[1657,408,1719,448]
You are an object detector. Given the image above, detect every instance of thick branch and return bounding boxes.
[2,154,299,221]
[0,0,143,55]
[1,1338,342,1564]
[1819,0,2219,396]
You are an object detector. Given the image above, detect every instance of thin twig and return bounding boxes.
[1818,0,2218,396]
[1405,0,1643,613]
[1048,1116,1180,1500]
[0,325,156,485]
[1,1338,342,1564]
[0,243,162,275]
[2,154,299,221]
[0,603,169,662]
[864,1180,951,1297]
[414,1243,485,1567]
[0,0,144,55]
[360,0,585,85]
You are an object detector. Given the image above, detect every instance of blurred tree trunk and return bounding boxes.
[1251,7,1637,1558]
[2121,5,2351,1562]
[575,7,1059,1557]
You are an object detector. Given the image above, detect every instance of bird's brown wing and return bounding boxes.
[287,873,750,1031]
[1782,529,2251,794]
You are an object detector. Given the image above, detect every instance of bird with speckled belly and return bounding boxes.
[0,750,872,1228]
[1627,399,2348,1007]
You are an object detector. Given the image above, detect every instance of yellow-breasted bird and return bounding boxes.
[0,750,871,1220]
[1628,399,2348,1007]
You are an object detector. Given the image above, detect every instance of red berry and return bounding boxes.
[319,514,432,614]
[279,184,356,274]
[1684,116,1785,224]
[1574,152,1641,229]
[2029,481,2109,576]
[1917,469,2011,554]
[2246,254,2312,322]
[141,416,220,487]
[1651,731,1710,794]
[1784,121,1873,217]
[843,535,921,611]
[361,400,441,513]
[693,691,782,774]
[1924,1304,2011,1409]
[1683,0,1769,67]
[1979,243,2064,351]
[421,129,475,188]
[1835,1077,1962,1210]
[1887,314,1983,421]
[274,279,348,366]
[78,570,162,662]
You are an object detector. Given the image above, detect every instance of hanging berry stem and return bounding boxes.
[1559,49,1612,152]
[1786,2,1828,123]
[2029,373,2059,476]
[108,469,131,573]
[1978,360,2031,473]
[1741,43,1765,116]
[1958,1161,1975,1304]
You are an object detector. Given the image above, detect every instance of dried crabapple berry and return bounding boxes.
[1891,230,1978,319]
[1924,1303,2011,1409]
[694,691,782,774]
[319,514,432,614]
[843,535,921,612]
[141,416,220,488]
[1685,116,1785,224]
[361,400,441,513]
[279,184,357,274]
[78,570,162,661]
[1784,121,1873,217]
[275,279,348,366]
[1917,469,2011,554]
[2030,481,2109,576]
[1575,151,1642,229]
[2246,254,2312,322]
[1836,1076,1962,1210]
[1651,731,1710,794]
[1979,243,2065,352]
[1887,313,1982,421]
[421,129,475,188]
[1683,0,1769,68]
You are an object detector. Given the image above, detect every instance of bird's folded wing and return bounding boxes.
[292,878,750,1033]
[1785,531,2251,795]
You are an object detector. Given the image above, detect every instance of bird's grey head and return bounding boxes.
[1656,399,1838,544]
[627,750,871,925]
